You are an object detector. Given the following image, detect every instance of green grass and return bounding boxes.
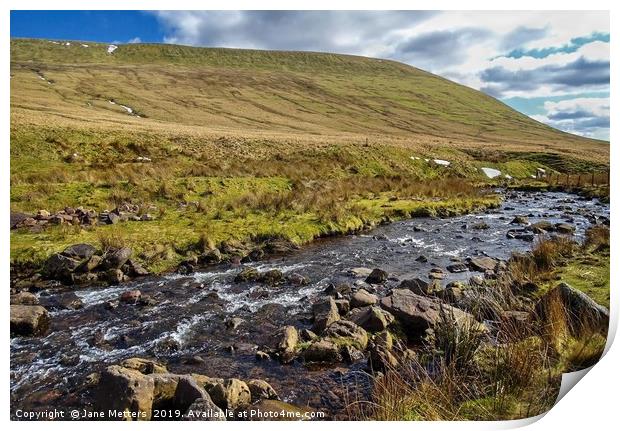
[554,254,610,308]
[9,38,609,275]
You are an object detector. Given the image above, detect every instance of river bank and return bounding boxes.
[10,190,610,420]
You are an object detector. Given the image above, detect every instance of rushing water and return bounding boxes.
[10,191,610,418]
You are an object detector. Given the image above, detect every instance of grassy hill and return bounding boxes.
[10,38,609,273]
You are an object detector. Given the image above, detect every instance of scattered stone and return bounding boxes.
[510,216,529,225]
[276,325,298,363]
[299,328,318,342]
[234,267,260,283]
[365,268,388,284]
[334,299,351,315]
[398,277,440,296]
[286,272,309,286]
[303,339,342,363]
[349,306,394,332]
[62,243,97,261]
[182,397,226,421]
[415,255,428,263]
[10,292,39,305]
[10,305,50,337]
[555,223,576,234]
[209,379,252,411]
[380,289,483,338]
[120,358,168,374]
[312,297,340,333]
[225,317,244,330]
[324,320,369,350]
[350,289,378,308]
[199,249,222,264]
[120,290,142,304]
[468,257,497,272]
[260,269,284,285]
[534,283,609,336]
[247,379,279,402]
[428,268,445,280]
[95,365,154,420]
[102,247,132,270]
[446,262,468,273]
[107,268,125,285]
[255,351,270,361]
[348,267,373,277]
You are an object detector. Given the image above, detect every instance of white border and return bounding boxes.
[2,1,616,429]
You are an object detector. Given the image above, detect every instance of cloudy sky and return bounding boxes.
[11,10,610,140]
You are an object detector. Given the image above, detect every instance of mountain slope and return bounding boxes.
[10,38,608,161]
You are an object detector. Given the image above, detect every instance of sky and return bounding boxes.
[10,10,610,141]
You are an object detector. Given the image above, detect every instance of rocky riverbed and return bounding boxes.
[10,191,610,420]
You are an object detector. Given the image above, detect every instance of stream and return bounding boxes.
[10,191,610,419]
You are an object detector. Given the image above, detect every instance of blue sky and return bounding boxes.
[10,10,610,140]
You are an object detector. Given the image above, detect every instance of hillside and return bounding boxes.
[11,38,608,155]
[10,38,609,273]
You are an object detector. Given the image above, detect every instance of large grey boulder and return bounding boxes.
[380,289,482,337]
[95,365,154,420]
[102,247,132,270]
[312,297,340,333]
[534,282,609,336]
[349,306,394,332]
[10,305,50,337]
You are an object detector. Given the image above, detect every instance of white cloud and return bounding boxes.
[151,11,610,139]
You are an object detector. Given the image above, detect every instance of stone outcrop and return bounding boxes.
[10,305,50,337]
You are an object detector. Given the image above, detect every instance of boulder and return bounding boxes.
[334,299,350,315]
[349,306,394,332]
[43,253,80,280]
[10,305,50,336]
[555,223,576,234]
[260,269,283,285]
[10,292,39,305]
[324,320,369,350]
[39,292,83,310]
[102,247,132,270]
[107,269,125,285]
[234,267,260,283]
[286,272,309,286]
[276,325,298,363]
[299,328,318,342]
[120,358,168,374]
[225,317,244,330]
[199,248,222,264]
[303,339,342,363]
[120,290,142,304]
[380,289,482,338]
[365,268,388,284]
[312,297,340,333]
[368,331,399,372]
[124,259,149,277]
[247,379,279,402]
[429,268,445,279]
[534,283,609,336]
[510,216,529,225]
[182,397,226,421]
[62,243,97,261]
[468,257,497,272]
[398,277,440,296]
[76,255,103,273]
[95,365,154,420]
[350,289,378,308]
[209,378,252,411]
[348,267,373,278]
[446,263,468,273]
[174,377,211,413]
